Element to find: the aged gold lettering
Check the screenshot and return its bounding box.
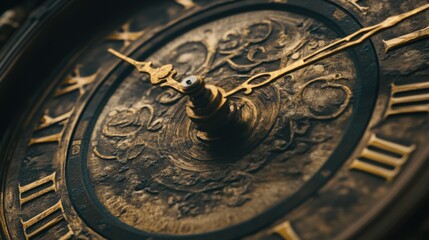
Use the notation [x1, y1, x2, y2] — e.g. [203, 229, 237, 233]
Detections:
[19, 173, 57, 205]
[55, 67, 97, 96]
[272, 221, 301, 240]
[349, 134, 416, 181]
[107, 22, 145, 49]
[20, 201, 73, 240]
[385, 81, 429, 118]
[383, 26, 429, 52]
[346, 0, 369, 14]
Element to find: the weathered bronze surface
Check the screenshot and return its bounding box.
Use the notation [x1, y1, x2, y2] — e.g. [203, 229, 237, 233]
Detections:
[0, 0, 428, 239]
[88, 10, 357, 234]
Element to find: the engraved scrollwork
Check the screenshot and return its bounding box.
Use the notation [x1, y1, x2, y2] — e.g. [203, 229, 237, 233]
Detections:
[269, 71, 351, 155]
[93, 101, 162, 163]
[156, 89, 183, 105]
[97, 17, 352, 208]
[90, 12, 358, 234]
[201, 19, 301, 77]
[296, 73, 352, 120]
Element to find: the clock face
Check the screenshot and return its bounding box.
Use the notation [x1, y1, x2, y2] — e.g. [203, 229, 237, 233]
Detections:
[0, 0, 428, 240]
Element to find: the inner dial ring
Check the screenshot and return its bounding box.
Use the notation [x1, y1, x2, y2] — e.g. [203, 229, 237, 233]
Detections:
[66, 1, 378, 239]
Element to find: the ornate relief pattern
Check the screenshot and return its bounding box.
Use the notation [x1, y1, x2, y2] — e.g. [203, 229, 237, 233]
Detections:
[90, 12, 355, 234]
[93, 101, 163, 163]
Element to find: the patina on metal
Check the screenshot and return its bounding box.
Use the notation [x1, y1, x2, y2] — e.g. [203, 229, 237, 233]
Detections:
[1, 0, 428, 239]
[88, 10, 358, 235]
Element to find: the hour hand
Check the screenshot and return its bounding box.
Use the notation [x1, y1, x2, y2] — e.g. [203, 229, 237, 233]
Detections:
[108, 48, 237, 135]
[225, 3, 429, 97]
[108, 48, 186, 93]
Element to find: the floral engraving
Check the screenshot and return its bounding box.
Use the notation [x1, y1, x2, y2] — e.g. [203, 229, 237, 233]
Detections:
[90, 12, 356, 234]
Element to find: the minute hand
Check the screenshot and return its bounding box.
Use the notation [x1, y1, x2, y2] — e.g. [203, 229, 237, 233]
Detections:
[225, 3, 429, 97]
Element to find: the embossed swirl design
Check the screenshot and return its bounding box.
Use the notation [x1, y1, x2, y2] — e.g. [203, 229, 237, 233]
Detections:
[89, 11, 356, 234]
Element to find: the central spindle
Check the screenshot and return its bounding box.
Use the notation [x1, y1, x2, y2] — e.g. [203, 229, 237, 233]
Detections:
[181, 75, 238, 140]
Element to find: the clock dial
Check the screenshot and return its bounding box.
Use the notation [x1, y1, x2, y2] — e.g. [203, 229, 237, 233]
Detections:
[1, 1, 428, 240]
[75, 7, 370, 237]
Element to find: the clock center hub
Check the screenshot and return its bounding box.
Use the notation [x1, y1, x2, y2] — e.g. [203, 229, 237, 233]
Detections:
[181, 75, 240, 141]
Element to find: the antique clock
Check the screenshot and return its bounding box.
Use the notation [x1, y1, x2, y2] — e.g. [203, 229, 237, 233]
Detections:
[1, 0, 428, 239]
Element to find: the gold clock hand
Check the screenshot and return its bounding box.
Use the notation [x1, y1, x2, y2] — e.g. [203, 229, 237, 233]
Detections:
[108, 48, 237, 137]
[108, 48, 186, 93]
[225, 3, 429, 97]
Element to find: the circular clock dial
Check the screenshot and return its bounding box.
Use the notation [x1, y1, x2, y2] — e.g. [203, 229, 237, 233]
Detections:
[1, 0, 428, 240]
[72, 8, 374, 237]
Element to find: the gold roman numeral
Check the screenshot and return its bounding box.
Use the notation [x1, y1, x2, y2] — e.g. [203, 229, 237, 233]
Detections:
[30, 66, 96, 146]
[385, 81, 429, 118]
[107, 22, 145, 49]
[28, 109, 73, 146]
[383, 26, 429, 52]
[19, 173, 57, 205]
[346, 0, 369, 14]
[19, 173, 74, 239]
[21, 201, 73, 240]
[349, 134, 416, 181]
[34, 110, 73, 131]
[272, 221, 301, 240]
[55, 67, 98, 97]
[28, 132, 63, 146]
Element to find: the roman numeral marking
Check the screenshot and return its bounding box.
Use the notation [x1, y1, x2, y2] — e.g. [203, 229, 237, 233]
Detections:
[349, 134, 416, 181]
[20, 201, 73, 240]
[19, 173, 57, 205]
[19, 173, 74, 239]
[28, 132, 63, 146]
[385, 81, 429, 118]
[55, 67, 98, 97]
[346, 0, 369, 14]
[272, 221, 301, 240]
[383, 26, 429, 52]
[35, 110, 73, 131]
[28, 109, 73, 146]
[107, 22, 145, 49]
[30, 66, 97, 146]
